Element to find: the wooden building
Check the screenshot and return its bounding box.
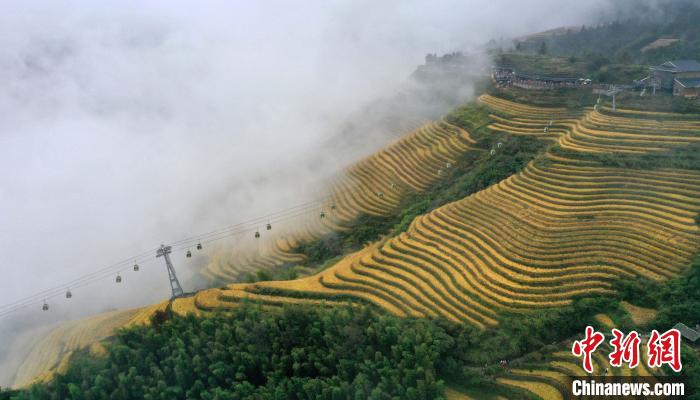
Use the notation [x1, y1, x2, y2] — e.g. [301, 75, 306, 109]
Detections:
[673, 77, 700, 97]
[650, 60, 700, 95]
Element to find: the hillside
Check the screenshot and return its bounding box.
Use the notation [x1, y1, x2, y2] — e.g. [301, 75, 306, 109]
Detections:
[8, 118, 479, 389]
[494, 0, 700, 91]
[512, 0, 700, 65]
[177, 92, 700, 325]
[6, 83, 700, 399]
[201, 120, 474, 284]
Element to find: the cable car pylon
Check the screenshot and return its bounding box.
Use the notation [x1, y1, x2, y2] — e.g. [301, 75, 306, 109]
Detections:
[156, 244, 185, 300]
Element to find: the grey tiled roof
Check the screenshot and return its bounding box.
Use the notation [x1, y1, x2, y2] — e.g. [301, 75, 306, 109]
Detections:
[673, 322, 700, 342]
[659, 60, 700, 72]
[675, 78, 700, 88]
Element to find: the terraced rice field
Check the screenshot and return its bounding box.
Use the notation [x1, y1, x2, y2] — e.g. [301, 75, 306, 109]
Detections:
[170, 96, 700, 332]
[203, 152, 699, 326]
[16, 95, 700, 390]
[14, 119, 476, 387]
[200, 223, 324, 283]
[13, 308, 144, 387]
[479, 94, 584, 119]
[483, 93, 700, 154]
[328, 121, 473, 215]
[443, 387, 474, 400]
[201, 121, 475, 283]
[594, 313, 615, 329]
[497, 344, 662, 399]
[140, 96, 700, 325]
[621, 301, 658, 326]
[13, 302, 169, 387]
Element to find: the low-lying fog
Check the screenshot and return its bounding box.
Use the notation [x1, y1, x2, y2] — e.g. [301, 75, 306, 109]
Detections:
[0, 0, 641, 385]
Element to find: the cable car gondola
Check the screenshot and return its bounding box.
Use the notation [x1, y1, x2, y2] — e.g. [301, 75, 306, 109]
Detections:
[66, 289, 72, 299]
[116, 274, 122, 283]
[330, 204, 337, 210]
[255, 230, 260, 239]
[319, 211, 325, 219]
[133, 263, 140, 272]
[266, 223, 272, 231]
[42, 301, 49, 311]
[197, 243, 203, 250]
[186, 250, 192, 258]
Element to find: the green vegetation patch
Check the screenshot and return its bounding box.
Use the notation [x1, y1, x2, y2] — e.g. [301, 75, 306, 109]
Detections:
[511, 2, 700, 66]
[607, 91, 700, 115]
[550, 142, 700, 171]
[487, 84, 597, 109]
[494, 53, 588, 77]
[8, 305, 449, 400]
[444, 103, 491, 132]
[615, 254, 700, 331]
[390, 137, 546, 237]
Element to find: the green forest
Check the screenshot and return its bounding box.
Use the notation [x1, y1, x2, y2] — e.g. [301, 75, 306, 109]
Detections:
[513, 0, 700, 65]
[491, 0, 700, 87]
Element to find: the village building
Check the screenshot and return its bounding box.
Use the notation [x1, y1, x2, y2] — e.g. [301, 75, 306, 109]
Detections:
[648, 60, 700, 97]
[673, 76, 700, 97]
[491, 64, 591, 90]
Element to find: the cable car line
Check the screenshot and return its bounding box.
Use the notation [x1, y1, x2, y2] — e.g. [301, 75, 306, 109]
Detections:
[0, 180, 403, 319]
[1, 205, 312, 317]
[167, 200, 322, 248]
[0, 248, 160, 314]
[0, 199, 331, 318]
[0, 200, 328, 315]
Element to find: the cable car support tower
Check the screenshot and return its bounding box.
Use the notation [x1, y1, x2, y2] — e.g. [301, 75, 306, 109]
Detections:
[156, 244, 185, 299]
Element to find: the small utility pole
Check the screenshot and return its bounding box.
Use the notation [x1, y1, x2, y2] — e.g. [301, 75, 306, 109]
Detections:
[156, 244, 185, 299]
[606, 86, 623, 112]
